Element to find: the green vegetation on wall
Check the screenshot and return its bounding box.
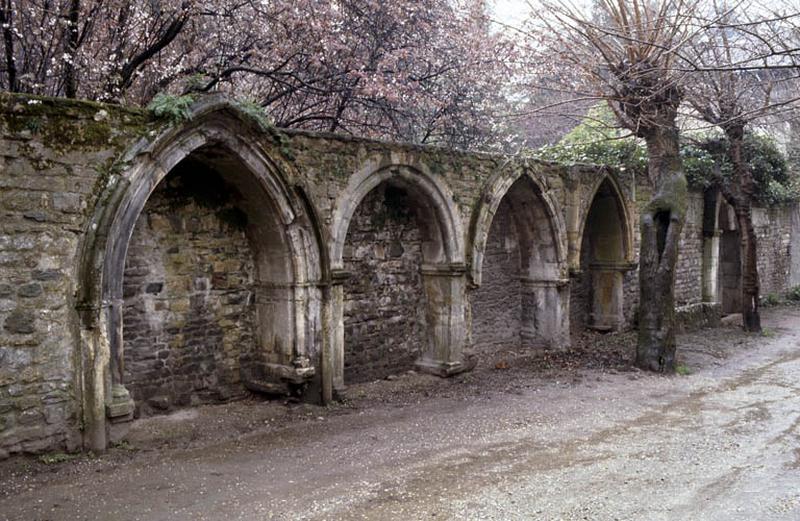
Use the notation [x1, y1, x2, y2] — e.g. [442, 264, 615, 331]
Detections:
[147, 93, 195, 123]
[533, 104, 798, 204]
[683, 133, 798, 205]
[532, 105, 647, 173]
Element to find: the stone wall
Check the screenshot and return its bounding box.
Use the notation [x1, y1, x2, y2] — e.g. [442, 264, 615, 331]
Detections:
[617, 189, 797, 325]
[0, 96, 150, 458]
[754, 207, 795, 297]
[342, 183, 427, 383]
[122, 160, 256, 415]
[1, 93, 798, 458]
[471, 196, 522, 350]
[674, 192, 705, 306]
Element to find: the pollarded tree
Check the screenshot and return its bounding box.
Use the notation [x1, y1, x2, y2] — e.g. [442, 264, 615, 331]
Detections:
[531, 0, 703, 372]
[687, 0, 800, 331]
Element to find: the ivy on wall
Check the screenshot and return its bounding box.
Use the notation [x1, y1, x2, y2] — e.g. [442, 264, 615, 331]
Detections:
[533, 105, 647, 173]
[682, 133, 798, 205]
[533, 104, 798, 205]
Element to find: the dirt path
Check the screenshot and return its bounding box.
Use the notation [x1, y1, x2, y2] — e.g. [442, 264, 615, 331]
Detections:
[2, 308, 800, 520]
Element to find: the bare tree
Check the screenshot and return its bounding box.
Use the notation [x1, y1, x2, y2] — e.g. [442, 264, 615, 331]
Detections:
[531, 0, 704, 372]
[687, 1, 800, 332]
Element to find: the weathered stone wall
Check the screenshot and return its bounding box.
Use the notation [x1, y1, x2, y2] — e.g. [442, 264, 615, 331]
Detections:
[342, 183, 427, 382]
[618, 189, 795, 322]
[674, 192, 705, 306]
[1, 93, 798, 458]
[754, 207, 795, 297]
[569, 234, 592, 333]
[471, 196, 522, 349]
[584, 179, 795, 329]
[122, 161, 256, 415]
[0, 96, 151, 458]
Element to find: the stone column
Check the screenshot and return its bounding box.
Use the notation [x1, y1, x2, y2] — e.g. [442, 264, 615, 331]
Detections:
[105, 300, 134, 428]
[79, 315, 110, 452]
[702, 231, 721, 303]
[519, 277, 570, 349]
[246, 283, 317, 391]
[290, 282, 319, 377]
[416, 263, 469, 376]
[328, 270, 349, 393]
[587, 261, 630, 331]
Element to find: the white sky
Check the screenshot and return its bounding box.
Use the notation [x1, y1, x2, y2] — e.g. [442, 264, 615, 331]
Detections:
[490, 0, 532, 28]
[489, 0, 593, 30]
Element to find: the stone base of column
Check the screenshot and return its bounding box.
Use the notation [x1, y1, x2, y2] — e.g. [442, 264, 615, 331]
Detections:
[106, 384, 135, 446]
[588, 313, 619, 332]
[243, 361, 317, 397]
[415, 356, 477, 377]
[331, 386, 348, 402]
[106, 384, 134, 421]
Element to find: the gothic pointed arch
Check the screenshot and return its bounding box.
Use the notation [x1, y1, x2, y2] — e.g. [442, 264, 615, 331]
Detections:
[76, 98, 325, 450]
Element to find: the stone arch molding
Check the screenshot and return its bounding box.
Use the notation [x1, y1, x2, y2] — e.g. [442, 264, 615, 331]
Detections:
[574, 172, 636, 268]
[76, 97, 325, 451]
[329, 158, 466, 270]
[326, 157, 469, 392]
[469, 165, 568, 287]
[469, 164, 571, 349]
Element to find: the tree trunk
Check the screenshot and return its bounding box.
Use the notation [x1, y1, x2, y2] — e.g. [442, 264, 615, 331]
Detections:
[1, 0, 18, 92]
[724, 126, 761, 332]
[735, 201, 761, 331]
[636, 125, 688, 372]
[64, 0, 81, 98]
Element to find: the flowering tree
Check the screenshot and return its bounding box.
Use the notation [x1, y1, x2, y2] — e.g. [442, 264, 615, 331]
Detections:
[0, 0, 516, 149]
[0, 0, 192, 99]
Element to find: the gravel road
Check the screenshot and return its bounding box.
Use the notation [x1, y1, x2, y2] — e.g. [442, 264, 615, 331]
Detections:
[2, 308, 799, 520]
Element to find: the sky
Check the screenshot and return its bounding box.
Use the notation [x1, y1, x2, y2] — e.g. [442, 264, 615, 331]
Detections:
[490, 0, 532, 28]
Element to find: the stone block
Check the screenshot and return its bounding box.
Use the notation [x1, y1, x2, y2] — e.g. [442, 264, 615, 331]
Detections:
[15, 395, 40, 410]
[43, 404, 67, 425]
[145, 282, 163, 294]
[0, 413, 14, 431]
[31, 269, 61, 281]
[4, 308, 35, 334]
[21, 437, 53, 453]
[52, 192, 82, 213]
[147, 395, 171, 410]
[17, 283, 42, 298]
[19, 409, 43, 425]
[23, 211, 48, 222]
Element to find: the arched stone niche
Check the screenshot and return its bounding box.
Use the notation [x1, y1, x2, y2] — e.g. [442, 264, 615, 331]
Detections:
[77, 102, 324, 451]
[700, 189, 740, 314]
[717, 198, 741, 314]
[570, 175, 635, 332]
[470, 168, 570, 350]
[328, 160, 468, 390]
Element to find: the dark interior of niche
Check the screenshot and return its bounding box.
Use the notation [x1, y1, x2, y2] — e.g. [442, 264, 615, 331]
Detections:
[160, 158, 249, 230]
